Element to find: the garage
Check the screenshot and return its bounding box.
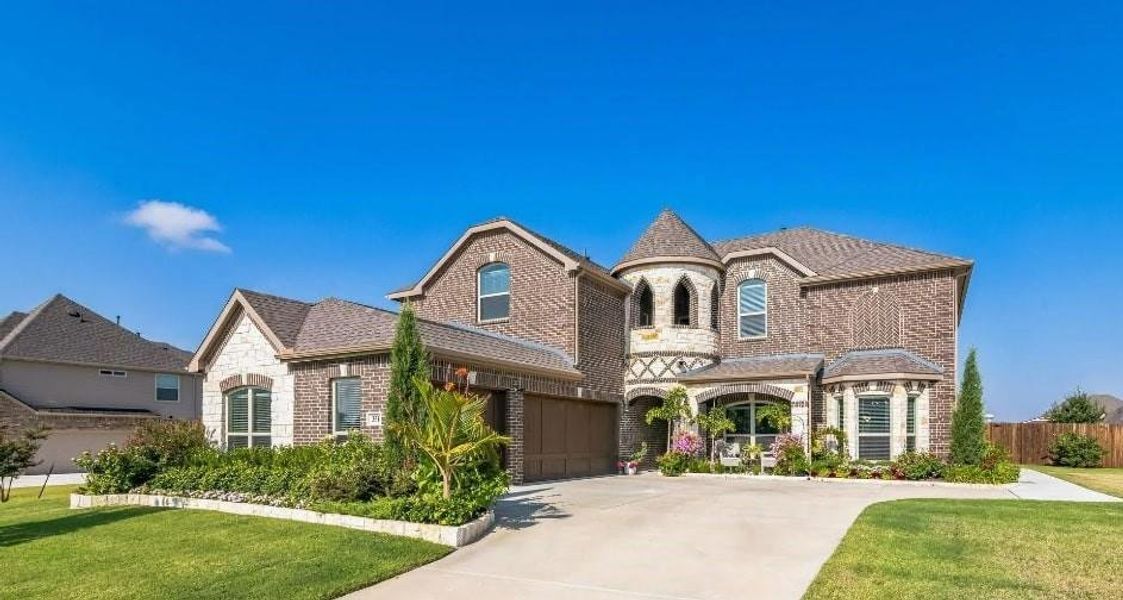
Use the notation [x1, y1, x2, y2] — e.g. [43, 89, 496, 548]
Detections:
[28, 428, 132, 474]
[522, 395, 618, 482]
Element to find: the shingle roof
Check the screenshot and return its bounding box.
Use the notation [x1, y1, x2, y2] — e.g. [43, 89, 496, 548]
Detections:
[0, 295, 193, 372]
[237, 289, 312, 348]
[823, 348, 943, 382]
[712, 227, 970, 279]
[677, 353, 824, 382]
[233, 291, 581, 378]
[0, 311, 27, 341]
[614, 209, 721, 272]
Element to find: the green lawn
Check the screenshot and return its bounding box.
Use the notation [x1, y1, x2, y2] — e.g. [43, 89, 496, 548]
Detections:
[1026, 465, 1123, 498]
[0, 486, 450, 600]
[805, 499, 1123, 599]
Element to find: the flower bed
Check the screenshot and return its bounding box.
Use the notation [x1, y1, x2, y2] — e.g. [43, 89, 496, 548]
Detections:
[69, 492, 494, 547]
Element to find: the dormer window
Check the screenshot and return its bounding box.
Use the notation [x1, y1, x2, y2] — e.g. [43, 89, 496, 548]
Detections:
[478, 262, 510, 322]
[738, 279, 767, 339]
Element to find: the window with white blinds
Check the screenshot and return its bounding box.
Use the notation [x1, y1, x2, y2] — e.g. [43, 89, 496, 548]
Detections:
[333, 377, 363, 435]
[858, 397, 891, 460]
[906, 397, 916, 452]
[737, 279, 767, 339]
[227, 387, 271, 449]
[478, 263, 510, 322]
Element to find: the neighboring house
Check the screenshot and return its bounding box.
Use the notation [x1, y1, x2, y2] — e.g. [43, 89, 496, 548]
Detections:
[190, 209, 972, 483]
[0, 295, 201, 473]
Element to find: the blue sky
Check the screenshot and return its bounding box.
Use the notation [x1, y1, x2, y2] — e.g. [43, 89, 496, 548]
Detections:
[2, 2, 1120, 420]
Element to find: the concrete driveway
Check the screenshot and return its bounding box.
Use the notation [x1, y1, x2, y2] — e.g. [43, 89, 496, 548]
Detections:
[350, 474, 1015, 600]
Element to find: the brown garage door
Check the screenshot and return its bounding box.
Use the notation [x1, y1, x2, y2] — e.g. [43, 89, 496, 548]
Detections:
[523, 395, 618, 482]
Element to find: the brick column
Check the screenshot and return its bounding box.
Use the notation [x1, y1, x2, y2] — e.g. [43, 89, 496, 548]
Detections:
[505, 389, 525, 484]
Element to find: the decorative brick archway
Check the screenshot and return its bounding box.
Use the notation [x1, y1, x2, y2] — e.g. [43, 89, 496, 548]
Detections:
[625, 386, 669, 404]
[694, 383, 794, 404]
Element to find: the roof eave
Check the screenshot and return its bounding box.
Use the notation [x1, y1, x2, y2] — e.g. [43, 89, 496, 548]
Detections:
[678, 371, 819, 384]
[821, 372, 944, 385]
[720, 248, 818, 277]
[798, 260, 974, 287]
[613, 255, 726, 276]
[188, 290, 291, 372]
[279, 344, 585, 381]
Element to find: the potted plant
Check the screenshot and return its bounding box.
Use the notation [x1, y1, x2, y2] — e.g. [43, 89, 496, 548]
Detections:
[619, 442, 648, 475]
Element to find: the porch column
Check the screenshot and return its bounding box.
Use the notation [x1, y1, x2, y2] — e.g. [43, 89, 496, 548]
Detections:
[791, 385, 810, 443]
[890, 383, 908, 458]
[505, 388, 525, 484]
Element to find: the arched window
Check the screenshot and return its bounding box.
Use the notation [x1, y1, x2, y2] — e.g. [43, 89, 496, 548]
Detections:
[737, 279, 767, 339]
[635, 280, 654, 327]
[710, 283, 720, 330]
[227, 387, 271, 448]
[478, 262, 510, 322]
[673, 281, 693, 326]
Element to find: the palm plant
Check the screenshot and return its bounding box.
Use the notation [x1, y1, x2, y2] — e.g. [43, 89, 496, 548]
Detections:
[390, 374, 510, 499]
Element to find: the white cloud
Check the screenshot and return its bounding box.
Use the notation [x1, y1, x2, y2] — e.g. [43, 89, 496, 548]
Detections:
[125, 200, 231, 253]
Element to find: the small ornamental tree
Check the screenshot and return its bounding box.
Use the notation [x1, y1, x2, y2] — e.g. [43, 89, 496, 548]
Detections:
[385, 302, 431, 465]
[950, 347, 987, 465]
[697, 405, 735, 463]
[1, 425, 47, 502]
[1043, 389, 1105, 423]
[755, 403, 792, 433]
[645, 386, 694, 452]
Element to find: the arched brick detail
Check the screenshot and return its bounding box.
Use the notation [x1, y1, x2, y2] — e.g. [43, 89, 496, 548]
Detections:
[695, 382, 794, 404]
[220, 373, 274, 393]
[625, 386, 669, 404]
[631, 277, 654, 328]
[219, 375, 244, 393]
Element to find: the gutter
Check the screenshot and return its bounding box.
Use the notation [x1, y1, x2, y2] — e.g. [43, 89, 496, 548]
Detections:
[279, 345, 585, 382]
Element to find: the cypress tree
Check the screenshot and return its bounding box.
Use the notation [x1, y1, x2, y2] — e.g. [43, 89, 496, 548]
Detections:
[949, 347, 986, 465]
[385, 302, 431, 463]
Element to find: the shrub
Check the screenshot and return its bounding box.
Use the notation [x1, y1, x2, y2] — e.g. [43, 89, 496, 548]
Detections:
[657, 452, 692, 477]
[1049, 433, 1105, 467]
[75, 444, 157, 494]
[945, 443, 1019, 484]
[771, 434, 808, 476]
[891, 452, 944, 480]
[128, 419, 211, 469]
[669, 430, 703, 456]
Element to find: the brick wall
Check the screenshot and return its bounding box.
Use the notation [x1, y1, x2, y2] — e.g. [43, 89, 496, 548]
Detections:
[290, 356, 392, 444]
[804, 270, 960, 454]
[409, 229, 577, 358]
[620, 396, 667, 468]
[719, 256, 804, 357]
[577, 276, 626, 396]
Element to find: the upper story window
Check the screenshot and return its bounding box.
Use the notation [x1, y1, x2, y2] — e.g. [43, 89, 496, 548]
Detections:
[635, 281, 654, 327]
[477, 262, 510, 322]
[673, 281, 693, 326]
[737, 279, 767, 339]
[710, 284, 720, 330]
[155, 373, 180, 402]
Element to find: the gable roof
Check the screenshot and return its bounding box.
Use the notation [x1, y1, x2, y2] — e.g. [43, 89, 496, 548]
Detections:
[613, 209, 722, 274]
[712, 227, 972, 282]
[822, 348, 943, 384]
[192, 289, 582, 379]
[0, 295, 193, 372]
[387, 216, 628, 299]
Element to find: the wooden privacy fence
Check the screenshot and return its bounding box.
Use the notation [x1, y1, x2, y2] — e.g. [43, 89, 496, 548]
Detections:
[987, 422, 1123, 467]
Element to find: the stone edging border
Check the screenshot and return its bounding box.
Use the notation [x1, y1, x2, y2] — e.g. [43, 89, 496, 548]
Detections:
[680, 472, 1017, 490]
[70, 493, 493, 547]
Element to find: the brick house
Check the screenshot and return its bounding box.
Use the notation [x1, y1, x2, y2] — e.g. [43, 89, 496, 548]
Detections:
[190, 210, 971, 483]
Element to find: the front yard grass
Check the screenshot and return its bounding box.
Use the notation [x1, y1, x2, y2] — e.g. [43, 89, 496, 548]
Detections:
[1, 485, 450, 600]
[805, 499, 1123, 599]
[1026, 465, 1123, 498]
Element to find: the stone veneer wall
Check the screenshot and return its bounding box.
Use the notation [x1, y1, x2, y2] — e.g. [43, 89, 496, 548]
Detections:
[201, 313, 294, 447]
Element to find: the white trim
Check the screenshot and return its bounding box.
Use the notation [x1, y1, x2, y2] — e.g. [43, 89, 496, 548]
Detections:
[476, 262, 511, 323]
[225, 386, 272, 449]
[155, 373, 181, 403]
[189, 290, 291, 372]
[736, 279, 768, 340]
[857, 395, 891, 460]
[822, 372, 943, 385]
[331, 377, 362, 436]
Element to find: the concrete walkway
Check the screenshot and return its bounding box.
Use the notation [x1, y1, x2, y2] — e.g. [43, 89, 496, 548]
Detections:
[1008, 467, 1120, 502]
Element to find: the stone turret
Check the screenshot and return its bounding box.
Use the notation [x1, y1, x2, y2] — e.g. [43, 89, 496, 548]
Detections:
[613, 209, 723, 388]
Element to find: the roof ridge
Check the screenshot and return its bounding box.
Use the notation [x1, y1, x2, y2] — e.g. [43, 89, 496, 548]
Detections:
[237, 287, 314, 306]
[0, 294, 61, 354]
[708, 225, 816, 247]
